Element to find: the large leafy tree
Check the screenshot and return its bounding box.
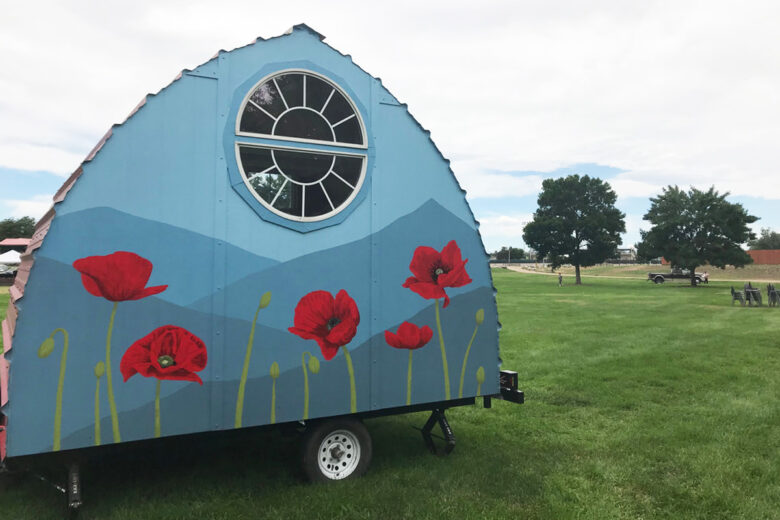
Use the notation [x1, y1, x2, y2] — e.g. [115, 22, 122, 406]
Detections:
[748, 228, 780, 250]
[637, 186, 757, 286]
[523, 175, 625, 284]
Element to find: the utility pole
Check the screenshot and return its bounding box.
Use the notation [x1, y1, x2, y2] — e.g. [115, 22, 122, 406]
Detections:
[507, 246, 511, 266]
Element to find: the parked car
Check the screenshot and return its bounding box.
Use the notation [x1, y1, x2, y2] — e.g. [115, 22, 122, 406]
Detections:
[647, 267, 706, 284]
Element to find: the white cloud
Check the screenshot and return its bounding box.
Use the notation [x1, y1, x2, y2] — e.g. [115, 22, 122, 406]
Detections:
[476, 213, 534, 252]
[1, 195, 52, 220]
[0, 143, 85, 176]
[607, 175, 663, 199]
[1, 0, 779, 215]
[461, 172, 543, 199]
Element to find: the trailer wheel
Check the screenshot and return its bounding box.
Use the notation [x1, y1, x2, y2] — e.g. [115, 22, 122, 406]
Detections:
[654, 276, 664, 284]
[301, 418, 372, 482]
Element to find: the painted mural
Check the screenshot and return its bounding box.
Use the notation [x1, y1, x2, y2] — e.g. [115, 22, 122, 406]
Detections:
[0, 25, 501, 459]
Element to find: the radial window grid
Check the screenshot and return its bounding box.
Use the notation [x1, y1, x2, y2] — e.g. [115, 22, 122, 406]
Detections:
[238, 71, 366, 147]
[236, 70, 368, 222]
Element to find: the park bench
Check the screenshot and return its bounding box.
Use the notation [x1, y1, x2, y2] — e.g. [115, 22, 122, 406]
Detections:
[731, 286, 746, 306]
[768, 283, 779, 307]
[744, 282, 762, 306]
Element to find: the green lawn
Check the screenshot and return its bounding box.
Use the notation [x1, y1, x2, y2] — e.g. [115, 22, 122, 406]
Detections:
[1, 272, 778, 519]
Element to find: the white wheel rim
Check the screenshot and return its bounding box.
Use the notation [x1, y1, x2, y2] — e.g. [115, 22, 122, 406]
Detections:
[317, 429, 361, 480]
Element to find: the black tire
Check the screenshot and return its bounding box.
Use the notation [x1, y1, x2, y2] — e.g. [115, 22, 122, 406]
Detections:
[654, 276, 664, 284]
[301, 417, 372, 482]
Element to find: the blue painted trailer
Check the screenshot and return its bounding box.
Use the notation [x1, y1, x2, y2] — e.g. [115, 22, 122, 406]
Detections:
[0, 25, 521, 488]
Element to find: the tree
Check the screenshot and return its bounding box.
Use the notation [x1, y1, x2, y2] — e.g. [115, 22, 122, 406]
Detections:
[637, 186, 757, 286]
[748, 228, 780, 250]
[0, 216, 35, 243]
[493, 247, 525, 263]
[522, 175, 625, 285]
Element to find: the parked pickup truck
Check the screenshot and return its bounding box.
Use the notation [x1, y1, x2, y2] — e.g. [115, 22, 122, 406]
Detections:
[648, 268, 707, 284]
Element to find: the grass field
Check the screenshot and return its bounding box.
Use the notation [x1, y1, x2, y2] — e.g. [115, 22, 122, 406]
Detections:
[521, 262, 780, 282]
[1, 273, 779, 519]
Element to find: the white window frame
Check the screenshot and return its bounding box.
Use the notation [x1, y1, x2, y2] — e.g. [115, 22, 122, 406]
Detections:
[235, 141, 368, 223]
[235, 68, 368, 150]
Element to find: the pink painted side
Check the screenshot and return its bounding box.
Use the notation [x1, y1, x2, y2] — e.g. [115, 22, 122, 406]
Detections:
[1, 319, 11, 354]
[0, 354, 7, 408]
[9, 285, 22, 303]
[5, 304, 16, 337]
[0, 413, 6, 461]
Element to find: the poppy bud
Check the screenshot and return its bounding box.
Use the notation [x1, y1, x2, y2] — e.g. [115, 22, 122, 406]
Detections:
[38, 337, 55, 358]
[475, 308, 484, 325]
[94, 361, 106, 378]
[259, 291, 272, 309]
[269, 362, 280, 379]
[308, 356, 320, 374]
[476, 366, 485, 384]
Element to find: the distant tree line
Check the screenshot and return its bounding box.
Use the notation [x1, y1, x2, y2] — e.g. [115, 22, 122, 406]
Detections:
[492, 247, 526, 262]
[748, 228, 780, 250]
[0, 216, 35, 242]
[0, 216, 35, 253]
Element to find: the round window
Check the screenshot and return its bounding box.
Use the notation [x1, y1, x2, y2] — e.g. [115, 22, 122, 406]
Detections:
[235, 70, 367, 222]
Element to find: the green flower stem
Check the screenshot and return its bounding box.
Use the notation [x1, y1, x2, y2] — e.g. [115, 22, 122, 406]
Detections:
[104, 302, 121, 443]
[476, 366, 485, 397]
[52, 328, 69, 452]
[154, 379, 161, 438]
[406, 350, 413, 406]
[302, 351, 312, 420]
[235, 298, 265, 428]
[342, 346, 357, 413]
[270, 378, 277, 424]
[94, 378, 101, 446]
[434, 300, 451, 400]
[458, 324, 481, 398]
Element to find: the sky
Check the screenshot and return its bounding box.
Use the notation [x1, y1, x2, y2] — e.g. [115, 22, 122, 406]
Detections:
[1, 1, 779, 253]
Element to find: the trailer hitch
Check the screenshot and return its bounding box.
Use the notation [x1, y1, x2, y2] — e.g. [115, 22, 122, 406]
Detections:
[483, 370, 525, 408]
[419, 408, 455, 455]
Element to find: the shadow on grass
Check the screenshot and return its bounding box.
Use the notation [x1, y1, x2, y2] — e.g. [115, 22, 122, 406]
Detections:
[1, 408, 569, 518]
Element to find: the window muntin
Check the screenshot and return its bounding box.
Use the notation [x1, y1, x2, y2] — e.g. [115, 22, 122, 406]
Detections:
[237, 71, 365, 147]
[236, 144, 366, 221]
[235, 70, 368, 223]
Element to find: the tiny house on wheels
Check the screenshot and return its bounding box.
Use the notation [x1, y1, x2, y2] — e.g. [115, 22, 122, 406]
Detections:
[0, 24, 522, 507]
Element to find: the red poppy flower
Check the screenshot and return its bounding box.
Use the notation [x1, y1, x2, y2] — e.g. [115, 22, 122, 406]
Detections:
[384, 322, 433, 350]
[73, 251, 168, 302]
[120, 325, 208, 384]
[288, 290, 360, 361]
[402, 240, 472, 308]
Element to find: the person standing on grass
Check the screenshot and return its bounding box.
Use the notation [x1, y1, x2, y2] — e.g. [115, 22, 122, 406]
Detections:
[558, 272, 563, 287]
